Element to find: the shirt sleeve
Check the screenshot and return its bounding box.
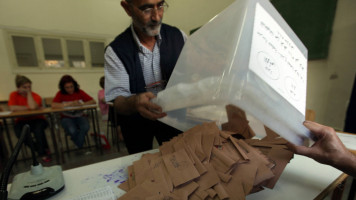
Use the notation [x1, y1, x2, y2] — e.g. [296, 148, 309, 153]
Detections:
[52, 91, 62, 103]
[8, 92, 17, 106]
[180, 30, 188, 42]
[79, 90, 94, 102]
[104, 46, 132, 102]
[32, 92, 43, 107]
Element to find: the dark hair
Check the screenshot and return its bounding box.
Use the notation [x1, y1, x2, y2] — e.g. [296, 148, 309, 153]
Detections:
[15, 75, 32, 88]
[59, 75, 80, 94]
[99, 76, 105, 89]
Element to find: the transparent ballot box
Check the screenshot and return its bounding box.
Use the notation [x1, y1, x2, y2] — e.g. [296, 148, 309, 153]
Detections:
[153, 0, 310, 144]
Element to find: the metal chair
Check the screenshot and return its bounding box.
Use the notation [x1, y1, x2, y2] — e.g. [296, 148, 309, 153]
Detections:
[43, 97, 91, 158]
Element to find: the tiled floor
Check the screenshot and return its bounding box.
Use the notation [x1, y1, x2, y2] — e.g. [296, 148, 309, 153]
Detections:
[2, 116, 159, 184]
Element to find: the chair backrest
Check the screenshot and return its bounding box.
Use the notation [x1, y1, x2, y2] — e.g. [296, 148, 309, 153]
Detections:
[0, 100, 9, 111]
[43, 97, 54, 107]
[305, 109, 316, 121]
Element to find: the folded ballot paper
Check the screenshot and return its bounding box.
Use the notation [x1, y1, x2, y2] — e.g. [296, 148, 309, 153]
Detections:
[118, 122, 295, 199]
[153, 0, 311, 145]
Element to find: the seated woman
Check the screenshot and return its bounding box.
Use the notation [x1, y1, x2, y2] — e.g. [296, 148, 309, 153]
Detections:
[51, 75, 96, 149]
[8, 75, 51, 162]
[98, 76, 124, 142]
[98, 76, 109, 121]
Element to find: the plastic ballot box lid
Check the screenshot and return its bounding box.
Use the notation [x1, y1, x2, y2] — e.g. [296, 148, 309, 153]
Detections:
[153, 0, 310, 145]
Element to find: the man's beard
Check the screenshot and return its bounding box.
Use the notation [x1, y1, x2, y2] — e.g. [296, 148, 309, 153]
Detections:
[143, 22, 162, 37]
[133, 18, 162, 37]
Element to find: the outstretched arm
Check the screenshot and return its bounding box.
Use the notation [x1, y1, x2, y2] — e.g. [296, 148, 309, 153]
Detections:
[288, 121, 356, 177]
[114, 92, 166, 120]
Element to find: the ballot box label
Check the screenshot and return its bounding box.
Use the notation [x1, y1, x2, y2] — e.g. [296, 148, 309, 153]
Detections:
[249, 3, 307, 115]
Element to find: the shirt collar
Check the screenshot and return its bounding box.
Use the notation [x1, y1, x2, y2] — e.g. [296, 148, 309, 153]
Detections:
[130, 24, 162, 53]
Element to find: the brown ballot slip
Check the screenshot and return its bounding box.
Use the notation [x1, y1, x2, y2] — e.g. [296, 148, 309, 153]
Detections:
[117, 121, 294, 200]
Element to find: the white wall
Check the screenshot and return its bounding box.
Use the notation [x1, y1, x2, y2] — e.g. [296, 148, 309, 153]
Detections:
[306, 0, 356, 130]
[0, 0, 235, 101]
[0, 0, 128, 101]
[0, 0, 355, 130]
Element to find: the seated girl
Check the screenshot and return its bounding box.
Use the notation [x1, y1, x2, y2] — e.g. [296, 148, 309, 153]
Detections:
[8, 75, 51, 162]
[51, 75, 96, 149]
[98, 76, 124, 142]
[98, 76, 109, 121]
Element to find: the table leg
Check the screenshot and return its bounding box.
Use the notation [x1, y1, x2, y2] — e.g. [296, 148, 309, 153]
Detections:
[90, 109, 97, 148]
[54, 114, 65, 164]
[93, 109, 103, 154]
[113, 107, 120, 151]
[48, 113, 60, 165]
[3, 119, 14, 152]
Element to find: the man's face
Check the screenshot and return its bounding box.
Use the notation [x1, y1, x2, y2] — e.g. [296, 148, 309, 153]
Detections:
[128, 0, 165, 37]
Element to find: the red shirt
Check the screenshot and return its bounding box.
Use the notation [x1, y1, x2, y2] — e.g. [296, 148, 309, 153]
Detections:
[8, 91, 45, 122]
[53, 89, 94, 118]
[53, 89, 93, 103]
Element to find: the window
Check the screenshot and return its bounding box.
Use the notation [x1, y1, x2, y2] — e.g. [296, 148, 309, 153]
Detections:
[8, 31, 106, 70]
[89, 41, 105, 68]
[42, 38, 64, 68]
[12, 36, 38, 67]
[66, 40, 86, 68]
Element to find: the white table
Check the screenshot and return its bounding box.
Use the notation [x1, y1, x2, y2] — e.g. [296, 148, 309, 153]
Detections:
[247, 155, 343, 200]
[40, 151, 343, 200]
[247, 132, 356, 200]
[47, 149, 159, 200]
[8, 132, 355, 200]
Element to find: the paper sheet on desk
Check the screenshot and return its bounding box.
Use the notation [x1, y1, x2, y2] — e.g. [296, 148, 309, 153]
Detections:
[68, 186, 115, 200]
[0, 111, 12, 115]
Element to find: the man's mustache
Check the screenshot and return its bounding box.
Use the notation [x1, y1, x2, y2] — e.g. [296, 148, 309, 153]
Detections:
[148, 20, 162, 27]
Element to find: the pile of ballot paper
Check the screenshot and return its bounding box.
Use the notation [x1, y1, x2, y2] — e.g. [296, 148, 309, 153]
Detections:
[118, 105, 294, 200]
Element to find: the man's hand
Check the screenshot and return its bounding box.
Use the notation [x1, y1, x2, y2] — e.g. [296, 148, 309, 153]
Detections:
[288, 121, 356, 177]
[288, 121, 348, 165]
[135, 92, 166, 120]
[65, 100, 82, 107]
[114, 92, 166, 120]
